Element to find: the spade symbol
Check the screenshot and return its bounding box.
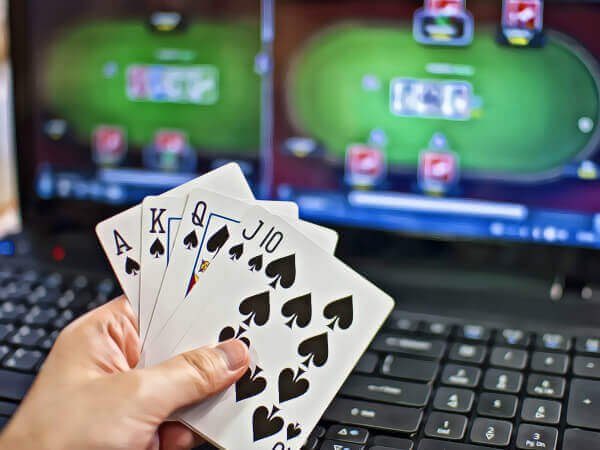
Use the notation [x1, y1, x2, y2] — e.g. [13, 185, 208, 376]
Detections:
[248, 254, 263, 272]
[278, 368, 309, 403]
[218, 325, 246, 341]
[265, 254, 296, 289]
[206, 226, 230, 258]
[149, 238, 165, 259]
[287, 423, 302, 440]
[239, 291, 270, 326]
[183, 231, 199, 250]
[252, 406, 284, 442]
[125, 257, 140, 276]
[236, 367, 267, 402]
[298, 333, 329, 368]
[229, 243, 244, 261]
[281, 294, 312, 329]
[323, 296, 354, 330]
[218, 326, 250, 348]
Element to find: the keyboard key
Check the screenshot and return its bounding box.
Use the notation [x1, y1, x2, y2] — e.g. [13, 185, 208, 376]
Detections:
[448, 343, 486, 365]
[372, 435, 414, 449]
[385, 317, 418, 333]
[521, 398, 561, 425]
[574, 356, 600, 379]
[420, 321, 451, 338]
[53, 309, 75, 329]
[0, 345, 9, 361]
[319, 441, 363, 450]
[489, 347, 528, 370]
[325, 425, 368, 444]
[527, 374, 565, 399]
[71, 275, 89, 290]
[340, 375, 430, 407]
[4, 348, 43, 371]
[0, 324, 14, 341]
[380, 355, 439, 382]
[576, 337, 600, 355]
[516, 424, 557, 450]
[424, 412, 467, 440]
[97, 278, 116, 295]
[530, 352, 569, 375]
[0, 302, 26, 322]
[441, 364, 481, 388]
[23, 306, 58, 326]
[9, 326, 46, 347]
[457, 324, 490, 342]
[311, 426, 326, 439]
[0, 369, 34, 401]
[323, 398, 422, 434]
[0, 400, 17, 416]
[537, 333, 571, 352]
[353, 352, 378, 374]
[38, 330, 59, 351]
[567, 378, 600, 429]
[372, 335, 446, 359]
[563, 428, 600, 450]
[477, 393, 518, 419]
[483, 369, 523, 393]
[470, 418, 512, 446]
[432, 387, 474, 413]
[43, 272, 63, 289]
[496, 328, 530, 347]
[418, 440, 496, 450]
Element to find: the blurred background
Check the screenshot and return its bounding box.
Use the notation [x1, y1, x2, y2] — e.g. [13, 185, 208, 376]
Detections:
[0, 0, 19, 237]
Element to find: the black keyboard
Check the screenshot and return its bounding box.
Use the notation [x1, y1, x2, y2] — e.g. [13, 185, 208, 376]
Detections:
[302, 312, 600, 450]
[1, 262, 600, 450]
[0, 262, 117, 428]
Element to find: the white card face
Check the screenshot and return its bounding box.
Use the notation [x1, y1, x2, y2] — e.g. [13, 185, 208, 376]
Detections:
[139, 195, 187, 342]
[170, 207, 393, 450]
[141, 196, 339, 366]
[142, 190, 299, 348]
[95, 163, 255, 317]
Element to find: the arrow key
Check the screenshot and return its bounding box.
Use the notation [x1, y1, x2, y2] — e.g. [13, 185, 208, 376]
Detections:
[325, 425, 368, 444]
[470, 418, 512, 447]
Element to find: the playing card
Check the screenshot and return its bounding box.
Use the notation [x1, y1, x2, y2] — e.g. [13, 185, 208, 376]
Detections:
[95, 163, 255, 318]
[141, 190, 299, 348]
[142, 190, 338, 353]
[165, 206, 394, 449]
[139, 195, 187, 343]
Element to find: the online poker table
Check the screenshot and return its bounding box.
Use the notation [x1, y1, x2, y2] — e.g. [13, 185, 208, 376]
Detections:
[288, 25, 600, 180]
[44, 20, 261, 153]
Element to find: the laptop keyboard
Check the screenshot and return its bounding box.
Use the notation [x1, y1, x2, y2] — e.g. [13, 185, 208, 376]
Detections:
[0, 262, 116, 414]
[306, 313, 600, 450]
[0, 262, 599, 449]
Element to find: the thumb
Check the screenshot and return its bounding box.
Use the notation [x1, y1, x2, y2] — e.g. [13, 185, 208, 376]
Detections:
[138, 339, 249, 417]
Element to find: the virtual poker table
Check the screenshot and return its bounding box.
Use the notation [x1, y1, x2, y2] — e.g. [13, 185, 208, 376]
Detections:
[44, 20, 261, 152]
[288, 25, 600, 180]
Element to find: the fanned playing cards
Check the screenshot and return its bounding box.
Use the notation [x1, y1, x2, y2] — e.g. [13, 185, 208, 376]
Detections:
[96, 163, 394, 450]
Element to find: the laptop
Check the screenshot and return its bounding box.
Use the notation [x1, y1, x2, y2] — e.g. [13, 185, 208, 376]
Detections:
[4, 0, 600, 448]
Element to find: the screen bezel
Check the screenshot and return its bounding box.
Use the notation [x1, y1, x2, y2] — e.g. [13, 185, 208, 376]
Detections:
[8, 0, 600, 281]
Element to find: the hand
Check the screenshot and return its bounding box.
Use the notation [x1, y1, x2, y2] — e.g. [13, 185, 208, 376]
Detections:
[0, 296, 250, 450]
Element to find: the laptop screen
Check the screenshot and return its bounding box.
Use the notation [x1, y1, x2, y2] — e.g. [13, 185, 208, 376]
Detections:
[18, 0, 600, 249]
[272, 0, 600, 248]
[26, 0, 268, 204]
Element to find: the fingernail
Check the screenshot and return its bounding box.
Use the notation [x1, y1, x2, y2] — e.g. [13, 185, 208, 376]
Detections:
[215, 339, 248, 371]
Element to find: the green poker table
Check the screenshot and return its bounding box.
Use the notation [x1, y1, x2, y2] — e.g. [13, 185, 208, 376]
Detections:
[288, 25, 600, 180]
[44, 20, 261, 153]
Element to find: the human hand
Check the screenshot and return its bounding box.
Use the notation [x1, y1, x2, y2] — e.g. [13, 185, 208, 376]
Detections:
[0, 295, 250, 450]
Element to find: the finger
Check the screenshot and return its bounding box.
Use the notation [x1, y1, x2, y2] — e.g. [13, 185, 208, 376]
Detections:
[159, 422, 204, 450]
[138, 339, 249, 417]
